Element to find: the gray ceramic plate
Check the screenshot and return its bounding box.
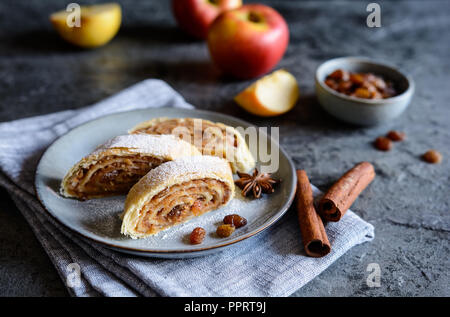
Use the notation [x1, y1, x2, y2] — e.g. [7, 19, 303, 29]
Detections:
[35, 108, 296, 258]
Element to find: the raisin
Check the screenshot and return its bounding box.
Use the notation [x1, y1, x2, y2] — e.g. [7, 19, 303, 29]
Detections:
[382, 86, 397, 98]
[328, 69, 349, 81]
[371, 91, 383, 99]
[387, 130, 406, 141]
[349, 73, 364, 85]
[374, 136, 392, 151]
[191, 200, 203, 215]
[372, 77, 387, 90]
[190, 227, 206, 245]
[354, 88, 372, 99]
[337, 81, 353, 93]
[167, 205, 184, 218]
[422, 150, 442, 164]
[216, 224, 235, 238]
[364, 82, 378, 94]
[325, 78, 338, 90]
[325, 70, 397, 99]
[223, 214, 247, 228]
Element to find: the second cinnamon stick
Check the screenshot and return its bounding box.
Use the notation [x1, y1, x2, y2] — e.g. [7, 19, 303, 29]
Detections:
[296, 170, 331, 257]
[318, 162, 375, 222]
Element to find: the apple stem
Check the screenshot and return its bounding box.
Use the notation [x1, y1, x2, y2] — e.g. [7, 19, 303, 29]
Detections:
[248, 12, 262, 23]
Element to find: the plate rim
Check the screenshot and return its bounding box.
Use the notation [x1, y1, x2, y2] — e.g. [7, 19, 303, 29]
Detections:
[34, 108, 297, 256]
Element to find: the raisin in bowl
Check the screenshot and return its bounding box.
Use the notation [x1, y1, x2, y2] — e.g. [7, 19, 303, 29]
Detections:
[315, 57, 414, 126]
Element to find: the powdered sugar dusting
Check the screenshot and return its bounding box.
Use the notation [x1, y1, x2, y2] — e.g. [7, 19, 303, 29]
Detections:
[135, 155, 232, 191]
[92, 134, 197, 157]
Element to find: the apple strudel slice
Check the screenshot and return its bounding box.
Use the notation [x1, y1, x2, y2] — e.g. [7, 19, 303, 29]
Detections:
[129, 117, 255, 173]
[60, 134, 200, 200]
[121, 155, 234, 238]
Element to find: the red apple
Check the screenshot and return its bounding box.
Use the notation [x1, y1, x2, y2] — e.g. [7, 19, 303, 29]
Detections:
[172, 0, 242, 39]
[207, 4, 289, 79]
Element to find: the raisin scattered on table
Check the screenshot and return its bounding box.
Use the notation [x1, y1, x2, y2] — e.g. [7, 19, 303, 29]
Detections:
[216, 224, 235, 238]
[374, 136, 392, 151]
[190, 227, 206, 245]
[223, 214, 247, 228]
[387, 130, 406, 141]
[422, 150, 442, 164]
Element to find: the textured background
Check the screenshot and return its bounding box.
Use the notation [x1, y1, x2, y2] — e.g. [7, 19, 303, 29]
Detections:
[0, 0, 449, 296]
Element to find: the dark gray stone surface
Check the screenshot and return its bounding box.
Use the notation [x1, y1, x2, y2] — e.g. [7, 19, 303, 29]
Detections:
[0, 0, 448, 297]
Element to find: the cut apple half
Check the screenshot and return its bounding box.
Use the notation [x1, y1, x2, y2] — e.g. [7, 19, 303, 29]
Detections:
[234, 69, 300, 117]
[50, 3, 122, 48]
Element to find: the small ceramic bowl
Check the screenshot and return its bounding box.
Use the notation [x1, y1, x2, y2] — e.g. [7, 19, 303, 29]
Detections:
[315, 57, 414, 126]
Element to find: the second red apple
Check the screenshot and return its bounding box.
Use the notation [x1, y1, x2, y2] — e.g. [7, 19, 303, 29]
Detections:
[207, 4, 289, 79]
[172, 0, 242, 39]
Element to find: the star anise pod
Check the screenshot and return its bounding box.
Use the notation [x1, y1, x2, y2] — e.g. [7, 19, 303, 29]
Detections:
[235, 168, 280, 198]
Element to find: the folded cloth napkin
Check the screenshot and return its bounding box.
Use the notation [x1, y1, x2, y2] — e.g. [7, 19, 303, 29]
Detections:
[0, 79, 374, 297]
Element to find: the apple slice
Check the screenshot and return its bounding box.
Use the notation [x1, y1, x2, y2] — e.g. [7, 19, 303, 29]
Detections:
[50, 3, 121, 48]
[234, 69, 299, 117]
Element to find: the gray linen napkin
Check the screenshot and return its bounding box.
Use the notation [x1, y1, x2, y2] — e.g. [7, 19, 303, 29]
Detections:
[0, 79, 374, 297]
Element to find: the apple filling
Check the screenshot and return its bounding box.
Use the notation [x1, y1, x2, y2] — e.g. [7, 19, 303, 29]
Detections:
[135, 178, 231, 235]
[132, 118, 239, 156]
[65, 154, 165, 199]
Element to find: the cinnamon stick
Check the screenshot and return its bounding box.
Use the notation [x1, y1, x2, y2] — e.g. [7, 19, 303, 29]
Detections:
[318, 162, 375, 222]
[296, 170, 331, 257]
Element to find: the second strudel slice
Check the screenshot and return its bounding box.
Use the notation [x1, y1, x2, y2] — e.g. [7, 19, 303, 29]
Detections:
[60, 134, 200, 200]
